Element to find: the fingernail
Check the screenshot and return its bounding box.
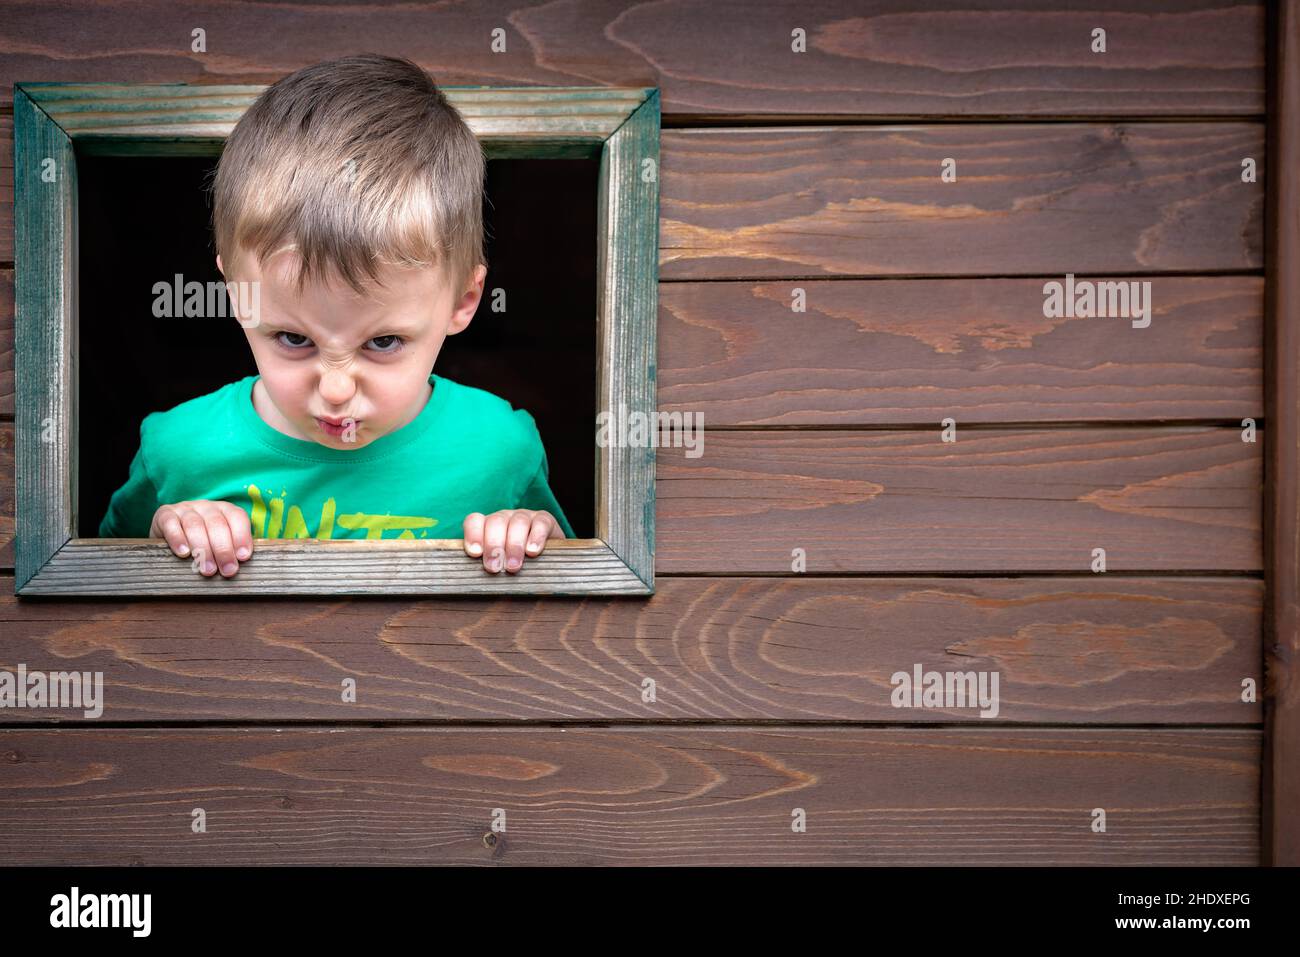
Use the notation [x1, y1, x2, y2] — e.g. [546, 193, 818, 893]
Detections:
[177, 544, 190, 557]
[236, 547, 250, 560]
[507, 556, 521, 570]
[526, 541, 541, 553]
[468, 543, 482, 556]
[204, 562, 215, 574]
[488, 556, 501, 572]
[221, 562, 237, 576]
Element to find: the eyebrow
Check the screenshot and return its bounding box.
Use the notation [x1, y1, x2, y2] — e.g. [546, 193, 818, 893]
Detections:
[263, 318, 427, 339]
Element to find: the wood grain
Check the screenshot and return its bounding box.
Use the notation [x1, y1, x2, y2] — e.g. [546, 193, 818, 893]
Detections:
[0, 0, 1264, 119]
[0, 727, 1259, 865]
[655, 426, 1262, 573]
[0, 122, 1267, 270]
[0, 269, 10, 417]
[0, 273, 1265, 423]
[0, 575, 1261, 723]
[0, 423, 1264, 574]
[658, 276, 1263, 424]
[660, 124, 1265, 279]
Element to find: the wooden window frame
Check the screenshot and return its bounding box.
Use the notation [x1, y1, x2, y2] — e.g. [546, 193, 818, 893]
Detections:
[13, 83, 658, 597]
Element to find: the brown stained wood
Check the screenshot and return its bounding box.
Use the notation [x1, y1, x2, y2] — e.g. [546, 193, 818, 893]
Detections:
[0, 269, 10, 416]
[0, 727, 1259, 865]
[1263, 0, 1300, 867]
[0, 423, 1265, 574]
[655, 427, 1262, 573]
[0, 113, 10, 265]
[660, 124, 1265, 279]
[0, 122, 1268, 270]
[0, 273, 1265, 423]
[0, 575, 1261, 724]
[0, 421, 9, 568]
[0, 1, 1265, 120]
[659, 276, 1264, 425]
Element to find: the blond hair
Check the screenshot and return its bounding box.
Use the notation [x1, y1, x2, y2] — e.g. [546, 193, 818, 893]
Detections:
[211, 53, 486, 297]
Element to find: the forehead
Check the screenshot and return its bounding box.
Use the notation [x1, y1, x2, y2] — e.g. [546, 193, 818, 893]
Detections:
[251, 249, 446, 311]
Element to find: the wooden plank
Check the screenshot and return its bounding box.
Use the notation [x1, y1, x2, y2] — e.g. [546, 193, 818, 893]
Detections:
[17, 538, 649, 598]
[0, 273, 1265, 423]
[0, 0, 1265, 119]
[1263, 0, 1300, 868]
[0, 122, 1267, 270]
[11, 90, 76, 593]
[0, 269, 10, 416]
[595, 89, 658, 586]
[655, 427, 1262, 573]
[0, 421, 10, 570]
[0, 423, 1264, 574]
[659, 276, 1264, 425]
[0, 113, 10, 265]
[0, 575, 1261, 724]
[0, 727, 1259, 865]
[660, 124, 1265, 278]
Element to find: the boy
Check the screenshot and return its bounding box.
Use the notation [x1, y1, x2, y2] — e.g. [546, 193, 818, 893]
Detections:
[97, 54, 575, 577]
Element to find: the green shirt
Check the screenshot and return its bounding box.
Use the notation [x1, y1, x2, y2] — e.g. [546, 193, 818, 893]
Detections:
[98, 373, 576, 541]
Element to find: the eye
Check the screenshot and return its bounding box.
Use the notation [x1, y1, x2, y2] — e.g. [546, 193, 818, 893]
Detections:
[275, 331, 312, 350]
[367, 335, 404, 354]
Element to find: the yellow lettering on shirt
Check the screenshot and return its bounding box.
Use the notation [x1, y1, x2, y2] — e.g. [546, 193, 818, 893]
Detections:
[244, 484, 436, 540]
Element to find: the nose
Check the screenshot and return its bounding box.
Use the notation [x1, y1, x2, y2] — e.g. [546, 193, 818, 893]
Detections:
[318, 367, 356, 407]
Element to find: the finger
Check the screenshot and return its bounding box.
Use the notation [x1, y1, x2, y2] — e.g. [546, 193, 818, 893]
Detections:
[482, 512, 509, 573]
[220, 502, 254, 561]
[525, 513, 553, 556]
[196, 504, 239, 577]
[504, 512, 534, 573]
[462, 512, 485, 557]
[153, 506, 192, 558]
[179, 509, 216, 576]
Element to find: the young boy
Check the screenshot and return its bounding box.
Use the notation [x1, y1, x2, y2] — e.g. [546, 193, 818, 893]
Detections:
[97, 53, 575, 577]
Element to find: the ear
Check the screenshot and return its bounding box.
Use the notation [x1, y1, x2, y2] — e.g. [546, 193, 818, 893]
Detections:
[216, 254, 225, 277]
[446, 263, 488, 336]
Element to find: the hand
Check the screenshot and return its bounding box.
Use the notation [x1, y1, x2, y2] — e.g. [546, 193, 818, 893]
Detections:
[462, 509, 565, 574]
[150, 500, 254, 578]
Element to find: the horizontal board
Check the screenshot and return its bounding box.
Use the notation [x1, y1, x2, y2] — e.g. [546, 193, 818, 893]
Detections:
[0, 727, 1259, 865]
[0, 576, 1261, 723]
[0, 273, 1265, 423]
[16, 539, 651, 598]
[0, 424, 1263, 574]
[659, 276, 1263, 424]
[660, 124, 1264, 278]
[0, 123, 1266, 270]
[0, 0, 1264, 119]
[655, 426, 1262, 572]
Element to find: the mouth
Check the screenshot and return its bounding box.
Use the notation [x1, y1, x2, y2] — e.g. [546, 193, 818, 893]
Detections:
[314, 416, 361, 438]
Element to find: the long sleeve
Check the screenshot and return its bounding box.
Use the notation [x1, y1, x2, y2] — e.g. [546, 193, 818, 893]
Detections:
[98, 434, 161, 538]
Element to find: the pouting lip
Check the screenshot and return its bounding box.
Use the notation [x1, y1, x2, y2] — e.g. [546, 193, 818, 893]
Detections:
[314, 415, 361, 427]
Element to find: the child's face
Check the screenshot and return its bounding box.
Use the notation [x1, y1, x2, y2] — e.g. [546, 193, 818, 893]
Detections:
[219, 249, 486, 449]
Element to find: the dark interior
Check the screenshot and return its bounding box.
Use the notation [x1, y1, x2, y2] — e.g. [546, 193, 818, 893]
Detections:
[77, 152, 597, 540]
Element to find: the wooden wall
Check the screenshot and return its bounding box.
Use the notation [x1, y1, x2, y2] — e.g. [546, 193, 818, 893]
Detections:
[0, 1, 1283, 865]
